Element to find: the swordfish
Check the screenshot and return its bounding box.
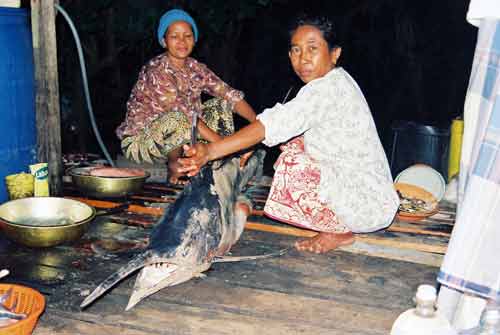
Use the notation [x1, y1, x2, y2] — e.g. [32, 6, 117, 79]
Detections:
[80, 150, 282, 310]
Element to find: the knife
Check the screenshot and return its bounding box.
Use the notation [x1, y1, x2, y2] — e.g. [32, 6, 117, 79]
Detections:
[190, 113, 198, 146]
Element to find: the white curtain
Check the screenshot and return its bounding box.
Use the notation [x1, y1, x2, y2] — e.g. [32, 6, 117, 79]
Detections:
[437, 19, 500, 330]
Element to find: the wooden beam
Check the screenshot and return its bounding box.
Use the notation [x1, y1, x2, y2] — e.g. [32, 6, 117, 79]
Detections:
[31, 0, 63, 196]
[65, 196, 164, 216]
[244, 221, 448, 254]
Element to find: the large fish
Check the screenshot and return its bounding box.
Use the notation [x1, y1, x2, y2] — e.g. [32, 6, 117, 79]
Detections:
[81, 150, 281, 310]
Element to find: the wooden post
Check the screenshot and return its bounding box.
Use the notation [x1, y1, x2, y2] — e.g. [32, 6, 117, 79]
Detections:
[31, 0, 62, 196]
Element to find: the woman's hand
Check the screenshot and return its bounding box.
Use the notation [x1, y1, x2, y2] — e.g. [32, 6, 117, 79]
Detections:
[178, 143, 210, 176]
[179, 121, 266, 176]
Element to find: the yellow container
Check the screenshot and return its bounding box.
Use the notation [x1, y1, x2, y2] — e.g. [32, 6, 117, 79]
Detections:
[29, 163, 49, 197]
[5, 173, 34, 200]
[448, 118, 464, 180]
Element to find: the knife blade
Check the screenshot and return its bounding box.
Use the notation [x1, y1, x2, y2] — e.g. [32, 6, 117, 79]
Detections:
[190, 113, 198, 146]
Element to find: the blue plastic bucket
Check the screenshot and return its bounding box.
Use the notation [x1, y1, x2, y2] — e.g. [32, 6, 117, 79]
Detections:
[0, 7, 36, 202]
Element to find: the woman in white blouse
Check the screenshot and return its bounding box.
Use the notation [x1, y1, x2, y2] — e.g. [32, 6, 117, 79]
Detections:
[178, 15, 399, 254]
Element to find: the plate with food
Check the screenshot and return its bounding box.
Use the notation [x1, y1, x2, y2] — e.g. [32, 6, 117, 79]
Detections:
[395, 164, 446, 202]
[395, 182, 439, 221]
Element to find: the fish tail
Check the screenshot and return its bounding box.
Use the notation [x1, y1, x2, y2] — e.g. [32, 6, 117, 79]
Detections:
[80, 251, 151, 309]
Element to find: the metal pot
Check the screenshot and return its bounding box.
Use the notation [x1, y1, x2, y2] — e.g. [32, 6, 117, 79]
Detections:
[69, 167, 150, 198]
[0, 197, 125, 248]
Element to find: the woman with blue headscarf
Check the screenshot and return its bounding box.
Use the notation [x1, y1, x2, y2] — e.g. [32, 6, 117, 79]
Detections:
[116, 9, 256, 184]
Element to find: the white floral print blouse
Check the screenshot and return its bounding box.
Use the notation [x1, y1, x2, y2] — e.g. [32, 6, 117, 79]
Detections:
[257, 67, 399, 233]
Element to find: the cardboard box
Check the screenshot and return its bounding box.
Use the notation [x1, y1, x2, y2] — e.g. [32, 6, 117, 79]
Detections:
[0, 0, 21, 8]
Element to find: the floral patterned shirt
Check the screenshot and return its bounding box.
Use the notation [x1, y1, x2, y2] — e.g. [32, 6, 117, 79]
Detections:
[116, 54, 244, 139]
[257, 68, 399, 232]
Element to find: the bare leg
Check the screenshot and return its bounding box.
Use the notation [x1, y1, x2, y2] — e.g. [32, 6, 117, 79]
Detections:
[167, 147, 188, 185]
[295, 231, 354, 254]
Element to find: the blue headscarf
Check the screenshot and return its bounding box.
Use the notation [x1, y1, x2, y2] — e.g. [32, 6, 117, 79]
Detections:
[157, 9, 199, 47]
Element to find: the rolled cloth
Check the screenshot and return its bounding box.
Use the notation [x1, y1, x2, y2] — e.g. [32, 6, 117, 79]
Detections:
[157, 9, 199, 47]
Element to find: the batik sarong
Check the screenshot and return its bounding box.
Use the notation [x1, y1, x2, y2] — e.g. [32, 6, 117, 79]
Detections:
[264, 136, 350, 233]
[121, 98, 234, 163]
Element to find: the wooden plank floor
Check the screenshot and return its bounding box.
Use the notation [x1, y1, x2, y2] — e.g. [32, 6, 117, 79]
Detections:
[65, 180, 454, 267]
[0, 179, 454, 334]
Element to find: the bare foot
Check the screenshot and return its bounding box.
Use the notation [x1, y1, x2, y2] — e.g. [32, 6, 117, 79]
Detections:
[295, 232, 354, 254]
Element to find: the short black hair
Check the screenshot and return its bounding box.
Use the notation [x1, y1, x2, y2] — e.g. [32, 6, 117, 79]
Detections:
[288, 14, 339, 50]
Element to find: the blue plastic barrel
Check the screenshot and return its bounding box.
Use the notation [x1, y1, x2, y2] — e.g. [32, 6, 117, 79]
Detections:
[0, 7, 36, 202]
